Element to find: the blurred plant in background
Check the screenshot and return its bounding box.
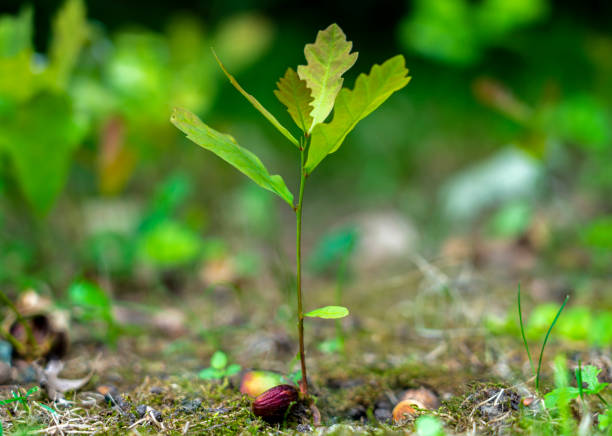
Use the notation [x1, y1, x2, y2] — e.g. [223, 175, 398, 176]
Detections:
[0, 0, 610, 345]
[400, 0, 549, 66]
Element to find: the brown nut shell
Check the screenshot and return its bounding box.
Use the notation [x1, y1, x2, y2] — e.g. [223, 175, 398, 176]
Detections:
[251, 384, 298, 423]
[392, 400, 419, 424]
[401, 387, 439, 410]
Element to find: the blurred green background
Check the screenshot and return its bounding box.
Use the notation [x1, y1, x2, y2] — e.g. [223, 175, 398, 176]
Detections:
[0, 0, 611, 296]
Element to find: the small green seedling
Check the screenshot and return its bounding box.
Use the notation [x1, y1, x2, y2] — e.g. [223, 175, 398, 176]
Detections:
[517, 284, 569, 392]
[198, 350, 241, 380]
[545, 363, 609, 409]
[172, 23, 410, 395]
[310, 227, 358, 354]
[0, 386, 56, 435]
[68, 280, 120, 346]
[599, 405, 612, 432]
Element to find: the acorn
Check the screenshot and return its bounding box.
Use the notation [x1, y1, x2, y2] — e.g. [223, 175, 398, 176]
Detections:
[392, 399, 423, 424]
[400, 387, 439, 410]
[3, 290, 69, 361]
[392, 387, 439, 424]
[240, 370, 293, 398]
[251, 384, 299, 423]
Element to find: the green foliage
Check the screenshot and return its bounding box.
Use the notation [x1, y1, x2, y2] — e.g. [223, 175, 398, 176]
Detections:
[488, 201, 532, 238]
[198, 350, 241, 380]
[297, 23, 358, 131]
[551, 96, 611, 152]
[545, 363, 608, 409]
[68, 280, 119, 345]
[0, 7, 35, 102]
[305, 55, 411, 173]
[0, 1, 87, 215]
[304, 305, 349, 319]
[171, 107, 294, 206]
[309, 227, 357, 273]
[47, 0, 89, 90]
[489, 303, 612, 348]
[171, 23, 409, 393]
[138, 220, 203, 269]
[517, 285, 569, 391]
[599, 406, 612, 432]
[582, 216, 612, 250]
[274, 68, 314, 133]
[0, 93, 84, 215]
[399, 0, 548, 65]
[415, 415, 446, 436]
[212, 50, 299, 147]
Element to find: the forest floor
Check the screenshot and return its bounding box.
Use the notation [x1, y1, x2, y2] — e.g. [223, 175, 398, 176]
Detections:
[1, 246, 610, 435]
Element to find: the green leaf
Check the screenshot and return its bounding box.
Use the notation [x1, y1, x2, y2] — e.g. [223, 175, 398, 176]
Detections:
[198, 367, 224, 380]
[415, 415, 446, 436]
[171, 107, 294, 206]
[212, 50, 298, 148]
[599, 407, 612, 431]
[68, 280, 113, 326]
[297, 23, 358, 132]
[580, 365, 608, 393]
[47, 0, 89, 90]
[210, 351, 228, 370]
[305, 55, 411, 173]
[0, 6, 32, 56]
[0, 93, 83, 215]
[138, 220, 203, 268]
[309, 227, 357, 272]
[0, 7, 37, 102]
[544, 386, 579, 409]
[273, 68, 313, 133]
[69, 280, 111, 310]
[305, 305, 349, 319]
[225, 363, 242, 376]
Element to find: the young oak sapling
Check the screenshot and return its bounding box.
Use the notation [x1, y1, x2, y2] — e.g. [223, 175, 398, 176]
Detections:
[171, 23, 411, 396]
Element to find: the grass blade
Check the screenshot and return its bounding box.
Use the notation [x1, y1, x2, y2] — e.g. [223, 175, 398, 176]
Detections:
[576, 360, 584, 400]
[536, 294, 570, 391]
[517, 284, 535, 377]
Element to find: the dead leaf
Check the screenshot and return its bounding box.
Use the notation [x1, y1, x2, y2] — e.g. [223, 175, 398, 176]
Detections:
[35, 359, 93, 400]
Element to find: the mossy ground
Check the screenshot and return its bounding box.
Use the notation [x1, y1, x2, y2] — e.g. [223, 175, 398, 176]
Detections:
[1, 257, 611, 434]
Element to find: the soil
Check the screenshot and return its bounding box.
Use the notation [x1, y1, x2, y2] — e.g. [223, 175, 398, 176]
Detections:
[1, 252, 610, 434]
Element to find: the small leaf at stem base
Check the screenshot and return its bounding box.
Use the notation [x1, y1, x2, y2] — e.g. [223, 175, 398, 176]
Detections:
[304, 305, 349, 319]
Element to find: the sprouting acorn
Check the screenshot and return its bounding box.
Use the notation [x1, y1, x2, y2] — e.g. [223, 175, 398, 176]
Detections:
[240, 370, 293, 398]
[251, 384, 299, 423]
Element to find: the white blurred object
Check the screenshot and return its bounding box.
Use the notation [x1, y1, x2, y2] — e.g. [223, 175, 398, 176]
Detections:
[83, 199, 141, 235]
[352, 211, 418, 270]
[441, 147, 541, 222]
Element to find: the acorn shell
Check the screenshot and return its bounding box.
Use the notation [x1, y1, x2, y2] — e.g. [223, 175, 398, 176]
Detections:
[240, 370, 293, 398]
[251, 384, 298, 423]
[401, 387, 439, 410]
[392, 399, 423, 424]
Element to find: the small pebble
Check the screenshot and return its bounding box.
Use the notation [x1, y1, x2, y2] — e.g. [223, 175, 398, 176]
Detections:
[136, 404, 163, 422]
[0, 362, 11, 384]
[296, 423, 312, 432]
[374, 408, 392, 422]
[0, 341, 12, 364]
[205, 406, 230, 414]
[180, 398, 202, 413]
[347, 405, 367, 420]
[150, 386, 164, 394]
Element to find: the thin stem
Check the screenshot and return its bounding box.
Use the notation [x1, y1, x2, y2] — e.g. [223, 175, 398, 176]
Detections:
[296, 141, 308, 395]
[0, 289, 35, 354]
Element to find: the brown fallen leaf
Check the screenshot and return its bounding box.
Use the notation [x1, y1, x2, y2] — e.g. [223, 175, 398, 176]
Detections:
[35, 359, 93, 400]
